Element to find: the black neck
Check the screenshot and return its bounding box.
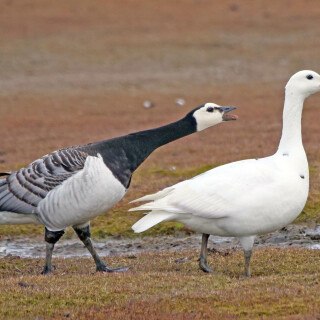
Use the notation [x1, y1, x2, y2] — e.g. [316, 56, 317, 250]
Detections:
[127, 115, 196, 160]
[84, 114, 196, 188]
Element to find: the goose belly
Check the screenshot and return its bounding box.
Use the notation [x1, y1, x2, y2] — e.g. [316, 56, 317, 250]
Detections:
[0, 211, 40, 225]
[37, 155, 126, 231]
[180, 203, 307, 237]
[178, 185, 308, 237]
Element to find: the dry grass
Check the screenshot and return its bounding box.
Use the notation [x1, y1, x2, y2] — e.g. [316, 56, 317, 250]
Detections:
[0, 248, 319, 319]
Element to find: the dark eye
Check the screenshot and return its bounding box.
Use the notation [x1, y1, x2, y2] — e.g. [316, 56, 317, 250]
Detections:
[206, 107, 214, 112]
[306, 74, 313, 80]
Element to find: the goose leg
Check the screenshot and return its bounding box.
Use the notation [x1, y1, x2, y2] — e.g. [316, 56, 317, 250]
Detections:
[41, 228, 65, 275]
[73, 223, 129, 272]
[199, 233, 214, 273]
[239, 236, 255, 278]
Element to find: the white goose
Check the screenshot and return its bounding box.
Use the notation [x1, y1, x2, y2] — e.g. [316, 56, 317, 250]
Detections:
[0, 102, 237, 274]
[131, 70, 320, 277]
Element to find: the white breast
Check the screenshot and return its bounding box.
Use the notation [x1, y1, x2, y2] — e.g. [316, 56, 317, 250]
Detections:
[37, 154, 126, 231]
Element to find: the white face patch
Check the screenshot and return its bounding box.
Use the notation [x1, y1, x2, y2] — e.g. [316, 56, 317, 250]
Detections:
[193, 103, 224, 131]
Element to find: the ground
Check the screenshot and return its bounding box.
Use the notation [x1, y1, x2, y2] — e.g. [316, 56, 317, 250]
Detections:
[0, 0, 320, 319]
[0, 249, 320, 320]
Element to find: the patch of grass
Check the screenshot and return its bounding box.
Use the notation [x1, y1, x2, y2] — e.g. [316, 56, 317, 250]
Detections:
[296, 196, 320, 223]
[141, 163, 218, 179]
[0, 248, 319, 319]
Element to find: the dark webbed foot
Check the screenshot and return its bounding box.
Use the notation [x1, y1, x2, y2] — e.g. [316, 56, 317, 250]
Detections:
[96, 262, 130, 273]
[41, 266, 51, 275]
[41, 264, 57, 275]
[198, 233, 218, 274]
[199, 255, 215, 273]
[74, 224, 130, 273]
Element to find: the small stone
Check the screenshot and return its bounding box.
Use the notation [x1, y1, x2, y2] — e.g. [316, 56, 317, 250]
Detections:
[175, 98, 185, 106]
[18, 281, 30, 287]
[143, 101, 154, 108]
[229, 3, 239, 11]
[174, 257, 191, 264]
[310, 234, 320, 240]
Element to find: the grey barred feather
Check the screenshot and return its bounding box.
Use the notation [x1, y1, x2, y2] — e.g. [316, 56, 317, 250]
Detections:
[0, 147, 89, 215]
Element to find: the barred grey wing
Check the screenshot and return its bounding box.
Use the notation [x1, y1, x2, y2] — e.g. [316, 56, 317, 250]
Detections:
[0, 147, 89, 214]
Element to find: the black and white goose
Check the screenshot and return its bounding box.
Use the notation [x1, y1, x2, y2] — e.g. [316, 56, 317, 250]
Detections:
[0, 102, 237, 274]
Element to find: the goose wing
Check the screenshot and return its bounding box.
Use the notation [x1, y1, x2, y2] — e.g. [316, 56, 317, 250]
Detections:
[0, 147, 88, 214]
[131, 157, 283, 219]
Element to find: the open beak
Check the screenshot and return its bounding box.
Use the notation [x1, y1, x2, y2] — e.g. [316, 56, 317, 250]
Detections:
[220, 106, 238, 121]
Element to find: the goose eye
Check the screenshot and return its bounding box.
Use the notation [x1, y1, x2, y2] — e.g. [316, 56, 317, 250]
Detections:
[306, 74, 313, 80]
[206, 107, 214, 112]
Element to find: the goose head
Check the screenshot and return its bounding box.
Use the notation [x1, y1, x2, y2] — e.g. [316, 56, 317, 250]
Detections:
[189, 102, 237, 131]
[286, 70, 320, 98]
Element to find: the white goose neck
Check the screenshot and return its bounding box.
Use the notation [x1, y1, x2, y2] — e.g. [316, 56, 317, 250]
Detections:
[277, 88, 306, 154]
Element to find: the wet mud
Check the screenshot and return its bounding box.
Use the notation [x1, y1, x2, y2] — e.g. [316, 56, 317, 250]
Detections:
[0, 224, 319, 259]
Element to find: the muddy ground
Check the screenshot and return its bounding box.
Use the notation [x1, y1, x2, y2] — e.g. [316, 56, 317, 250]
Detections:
[0, 224, 319, 259]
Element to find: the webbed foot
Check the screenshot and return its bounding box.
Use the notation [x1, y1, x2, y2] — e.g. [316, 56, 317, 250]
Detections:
[96, 264, 130, 273]
[199, 256, 216, 273]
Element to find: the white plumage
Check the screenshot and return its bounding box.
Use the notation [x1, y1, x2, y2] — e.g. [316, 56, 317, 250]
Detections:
[132, 156, 308, 235]
[131, 70, 320, 276]
[37, 154, 126, 231]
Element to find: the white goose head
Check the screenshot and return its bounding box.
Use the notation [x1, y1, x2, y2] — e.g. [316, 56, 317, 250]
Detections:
[286, 70, 320, 98]
[191, 103, 238, 132]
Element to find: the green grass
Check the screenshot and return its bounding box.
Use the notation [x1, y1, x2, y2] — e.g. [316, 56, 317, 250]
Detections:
[0, 248, 319, 319]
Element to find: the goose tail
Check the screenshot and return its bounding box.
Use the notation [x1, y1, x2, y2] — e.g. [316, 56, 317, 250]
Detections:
[132, 210, 174, 233]
[130, 187, 174, 203]
[0, 172, 11, 177]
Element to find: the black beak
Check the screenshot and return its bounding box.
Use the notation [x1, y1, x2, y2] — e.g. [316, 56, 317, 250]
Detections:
[220, 106, 238, 121]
